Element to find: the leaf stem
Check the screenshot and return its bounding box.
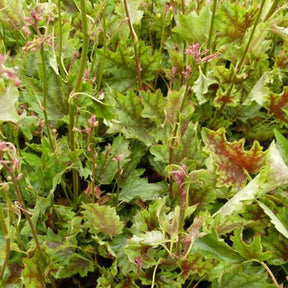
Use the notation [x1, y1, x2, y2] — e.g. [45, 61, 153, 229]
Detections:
[123, 0, 143, 90]
[257, 260, 281, 288]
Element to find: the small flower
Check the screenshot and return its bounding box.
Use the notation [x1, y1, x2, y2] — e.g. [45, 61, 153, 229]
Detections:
[185, 43, 223, 64]
[182, 65, 191, 79]
[88, 115, 99, 128]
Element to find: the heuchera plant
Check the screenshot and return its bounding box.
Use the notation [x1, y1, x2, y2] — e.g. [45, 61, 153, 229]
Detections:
[0, 0, 288, 287]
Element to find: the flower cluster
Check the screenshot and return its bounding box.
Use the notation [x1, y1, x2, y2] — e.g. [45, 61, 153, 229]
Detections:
[185, 43, 224, 64]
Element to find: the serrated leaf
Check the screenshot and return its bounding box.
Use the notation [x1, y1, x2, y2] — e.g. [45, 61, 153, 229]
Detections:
[258, 201, 288, 239]
[95, 136, 131, 184]
[22, 250, 48, 288]
[81, 203, 124, 237]
[215, 2, 257, 45]
[274, 128, 288, 167]
[192, 67, 217, 105]
[164, 87, 185, 124]
[231, 227, 272, 261]
[212, 263, 275, 288]
[192, 231, 244, 264]
[119, 169, 167, 202]
[173, 6, 210, 43]
[0, 83, 19, 122]
[107, 89, 154, 146]
[202, 128, 267, 189]
[140, 89, 166, 124]
[56, 253, 94, 279]
[243, 72, 271, 106]
[268, 86, 288, 123]
[130, 230, 165, 246]
[214, 142, 288, 216]
[180, 252, 214, 280]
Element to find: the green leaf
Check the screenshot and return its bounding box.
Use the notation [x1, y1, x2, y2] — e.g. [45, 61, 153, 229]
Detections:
[140, 89, 166, 125]
[274, 128, 288, 167]
[179, 252, 214, 280]
[243, 72, 271, 106]
[56, 253, 94, 279]
[119, 169, 167, 202]
[116, 0, 144, 25]
[192, 231, 244, 264]
[95, 136, 131, 184]
[18, 112, 38, 141]
[202, 128, 267, 189]
[258, 201, 288, 239]
[164, 87, 185, 125]
[107, 89, 154, 145]
[22, 250, 48, 288]
[192, 67, 217, 105]
[81, 203, 124, 237]
[212, 263, 275, 288]
[231, 227, 272, 261]
[130, 230, 165, 246]
[215, 2, 258, 45]
[173, 6, 210, 43]
[0, 83, 19, 122]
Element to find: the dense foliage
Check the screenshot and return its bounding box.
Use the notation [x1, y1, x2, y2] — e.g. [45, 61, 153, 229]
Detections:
[0, 0, 288, 287]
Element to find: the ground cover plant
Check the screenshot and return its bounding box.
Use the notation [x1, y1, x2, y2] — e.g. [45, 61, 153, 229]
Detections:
[0, 0, 288, 287]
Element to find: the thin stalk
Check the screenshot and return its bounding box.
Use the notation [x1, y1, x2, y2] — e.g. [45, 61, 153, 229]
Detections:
[180, 0, 187, 86]
[264, 0, 281, 21]
[154, 7, 168, 87]
[68, 0, 89, 203]
[88, 128, 96, 202]
[255, 260, 281, 288]
[176, 204, 185, 256]
[0, 206, 10, 281]
[203, 0, 217, 73]
[115, 158, 122, 205]
[168, 75, 193, 197]
[57, 0, 67, 77]
[96, 7, 107, 93]
[123, 0, 143, 90]
[40, 45, 55, 152]
[2, 184, 25, 249]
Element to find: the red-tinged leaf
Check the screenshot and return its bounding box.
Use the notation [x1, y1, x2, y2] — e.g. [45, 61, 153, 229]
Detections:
[179, 252, 213, 280]
[268, 87, 288, 123]
[22, 250, 48, 288]
[202, 128, 267, 189]
[81, 203, 124, 237]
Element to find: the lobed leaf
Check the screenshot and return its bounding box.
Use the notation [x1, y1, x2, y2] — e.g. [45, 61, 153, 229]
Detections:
[81, 203, 124, 237]
[202, 127, 267, 189]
